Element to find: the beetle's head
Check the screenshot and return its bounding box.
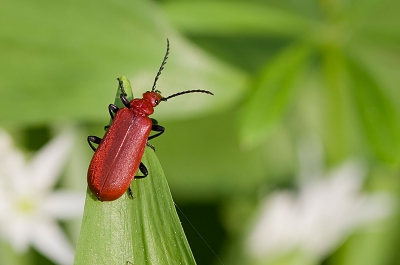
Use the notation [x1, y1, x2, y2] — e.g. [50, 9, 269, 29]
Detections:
[143, 91, 163, 107]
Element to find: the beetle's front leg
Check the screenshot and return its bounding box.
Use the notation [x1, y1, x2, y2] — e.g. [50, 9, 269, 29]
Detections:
[117, 78, 130, 108]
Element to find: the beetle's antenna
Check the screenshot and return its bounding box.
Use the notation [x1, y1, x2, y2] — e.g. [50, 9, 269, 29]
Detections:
[161, 89, 214, 101]
[152, 39, 170, 92]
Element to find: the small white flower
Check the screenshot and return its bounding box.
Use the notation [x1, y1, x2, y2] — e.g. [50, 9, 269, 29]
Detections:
[246, 139, 394, 262]
[0, 129, 85, 265]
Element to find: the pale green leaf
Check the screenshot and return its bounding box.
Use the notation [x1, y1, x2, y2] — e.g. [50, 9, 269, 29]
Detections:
[347, 57, 400, 163]
[239, 43, 312, 147]
[0, 0, 245, 126]
[163, 1, 316, 37]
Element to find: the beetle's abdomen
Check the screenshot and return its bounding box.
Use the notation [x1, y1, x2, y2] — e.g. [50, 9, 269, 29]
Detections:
[87, 109, 152, 201]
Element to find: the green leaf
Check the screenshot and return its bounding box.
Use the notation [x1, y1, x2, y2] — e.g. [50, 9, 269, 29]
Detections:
[347, 57, 400, 163]
[163, 1, 316, 37]
[74, 77, 195, 265]
[239, 43, 312, 147]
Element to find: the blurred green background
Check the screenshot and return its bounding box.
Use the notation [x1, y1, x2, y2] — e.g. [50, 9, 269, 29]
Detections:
[1, 0, 400, 264]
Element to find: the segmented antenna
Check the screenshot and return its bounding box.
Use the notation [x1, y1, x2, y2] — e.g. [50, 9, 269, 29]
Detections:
[161, 89, 214, 101]
[151, 39, 170, 92]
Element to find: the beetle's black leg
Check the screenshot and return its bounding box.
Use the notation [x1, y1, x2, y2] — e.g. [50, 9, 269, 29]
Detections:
[127, 161, 149, 198]
[146, 141, 155, 151]
[87, 136, 101, 151]
[135, 162, 148, 179]
[127, 187, 134, 199]
[146, 124, 165, 151]
[148, 125, 165, 140]
[103, 104, 119, 130]
[120, 93, 130, 108]
[117, 78, 130, 108]
[151, 118, 158, 125]
[108, 104, 119, 119]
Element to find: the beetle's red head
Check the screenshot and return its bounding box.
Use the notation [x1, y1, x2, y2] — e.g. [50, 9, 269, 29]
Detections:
[142, 91, 163, 107]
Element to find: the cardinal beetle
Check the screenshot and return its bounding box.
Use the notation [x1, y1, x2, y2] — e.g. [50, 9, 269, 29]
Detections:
[87, 39, 213, 201]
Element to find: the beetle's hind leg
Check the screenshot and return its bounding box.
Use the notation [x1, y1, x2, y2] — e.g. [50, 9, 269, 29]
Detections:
[135, 162, 148, 179]
[87, 136, 101, 151]
[127, 187, 134, 199]
[127, 163, 149, 199]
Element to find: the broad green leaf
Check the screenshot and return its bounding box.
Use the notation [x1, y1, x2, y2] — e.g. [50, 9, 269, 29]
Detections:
[347, 57, 400, 163]
[239, 44, 312, 147]
[0, 0, 245, 127]
[74, 77, 195, 265]
[163, 1, 316, 37]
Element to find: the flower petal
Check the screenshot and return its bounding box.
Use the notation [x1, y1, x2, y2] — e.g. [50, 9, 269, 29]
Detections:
[28, 131, 74, 191]
[32, 220, 75, 265]
[42, 191, 85, 220]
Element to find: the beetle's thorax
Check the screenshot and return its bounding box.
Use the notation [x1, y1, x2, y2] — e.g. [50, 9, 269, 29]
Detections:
[129, 92, 162, 117]
[130, 99, 154, 116]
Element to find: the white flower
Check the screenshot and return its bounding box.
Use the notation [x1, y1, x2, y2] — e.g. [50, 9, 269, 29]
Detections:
[0, 129, 85, 265]
[246, 140, 394, 262]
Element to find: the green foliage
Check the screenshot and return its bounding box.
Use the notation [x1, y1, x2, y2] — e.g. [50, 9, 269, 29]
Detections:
[0, 0, 245, 127]
[164, 0, 400, 163]
[2, 0, 400, 264]
[239, 43, 312, 147]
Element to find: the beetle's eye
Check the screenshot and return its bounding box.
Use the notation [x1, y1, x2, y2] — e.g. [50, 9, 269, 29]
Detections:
[155, 100, 159, 105]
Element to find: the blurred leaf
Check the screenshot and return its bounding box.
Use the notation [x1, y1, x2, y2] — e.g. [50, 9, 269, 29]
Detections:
[163, 1, 316, 37]
[0, 0, 245, 127]
[347, 57, 400, 163]
[320, 46, 355, 162]
[74, 78, 195, 264]
[154, 111, 276, 201]
[347, 0, 400, 48]
[239, 43, 312, 147]
[0, 240, 31, 265]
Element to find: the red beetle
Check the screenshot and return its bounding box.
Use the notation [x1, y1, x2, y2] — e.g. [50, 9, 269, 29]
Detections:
[87, 40, 213, 201]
